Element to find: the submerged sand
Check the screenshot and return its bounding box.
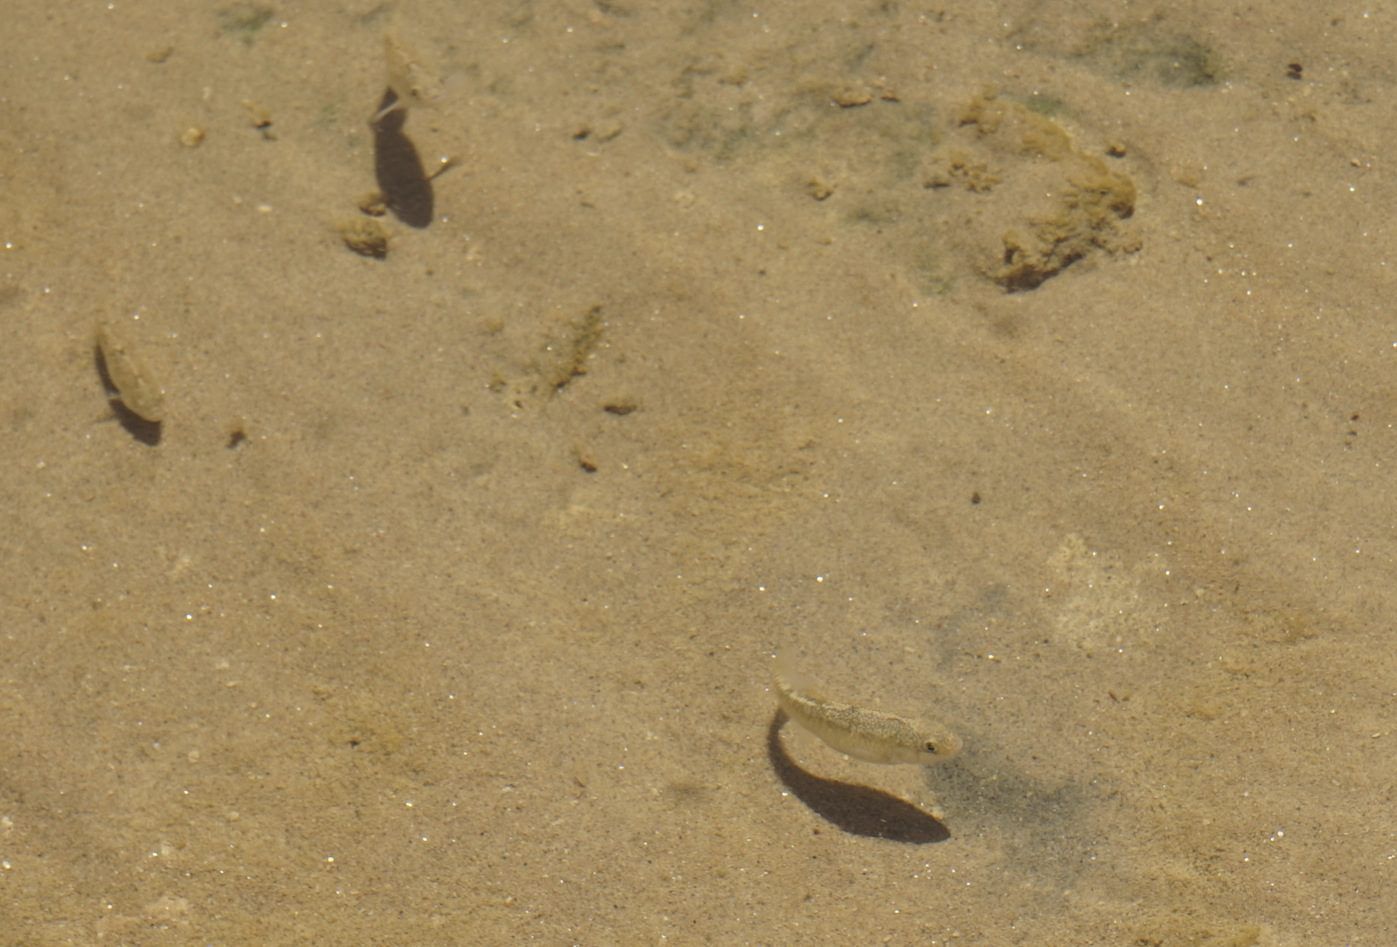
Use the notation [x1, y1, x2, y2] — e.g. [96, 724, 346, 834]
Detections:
[1, 1, 1392, 943]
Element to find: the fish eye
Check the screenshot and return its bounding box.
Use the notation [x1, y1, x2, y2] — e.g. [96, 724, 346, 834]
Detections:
[924, 741, 938, 754]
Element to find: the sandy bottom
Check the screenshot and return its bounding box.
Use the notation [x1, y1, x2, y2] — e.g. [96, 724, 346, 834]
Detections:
[1, 1, 1392, 943]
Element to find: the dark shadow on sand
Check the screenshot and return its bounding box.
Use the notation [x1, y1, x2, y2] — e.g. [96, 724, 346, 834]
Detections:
[370, 89, 435, 229]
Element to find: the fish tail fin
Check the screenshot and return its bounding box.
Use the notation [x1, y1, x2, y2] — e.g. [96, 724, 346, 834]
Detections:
[772, 651, 816, 696]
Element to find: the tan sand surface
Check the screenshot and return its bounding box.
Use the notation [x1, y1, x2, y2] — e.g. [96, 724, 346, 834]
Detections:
[1, 1, 1393, 943]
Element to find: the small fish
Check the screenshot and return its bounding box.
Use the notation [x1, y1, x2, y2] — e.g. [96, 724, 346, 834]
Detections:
[96, 319, 165, 423]
[372, 32, 446, 123]
[773, 655, 961, 765]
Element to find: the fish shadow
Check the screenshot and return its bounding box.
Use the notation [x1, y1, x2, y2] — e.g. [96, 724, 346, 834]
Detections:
[767, 709, 949, 843]
[370, 89, 435, 228]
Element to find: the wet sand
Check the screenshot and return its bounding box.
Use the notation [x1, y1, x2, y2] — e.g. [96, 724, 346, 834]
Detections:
[1, 1, 1392, 943]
